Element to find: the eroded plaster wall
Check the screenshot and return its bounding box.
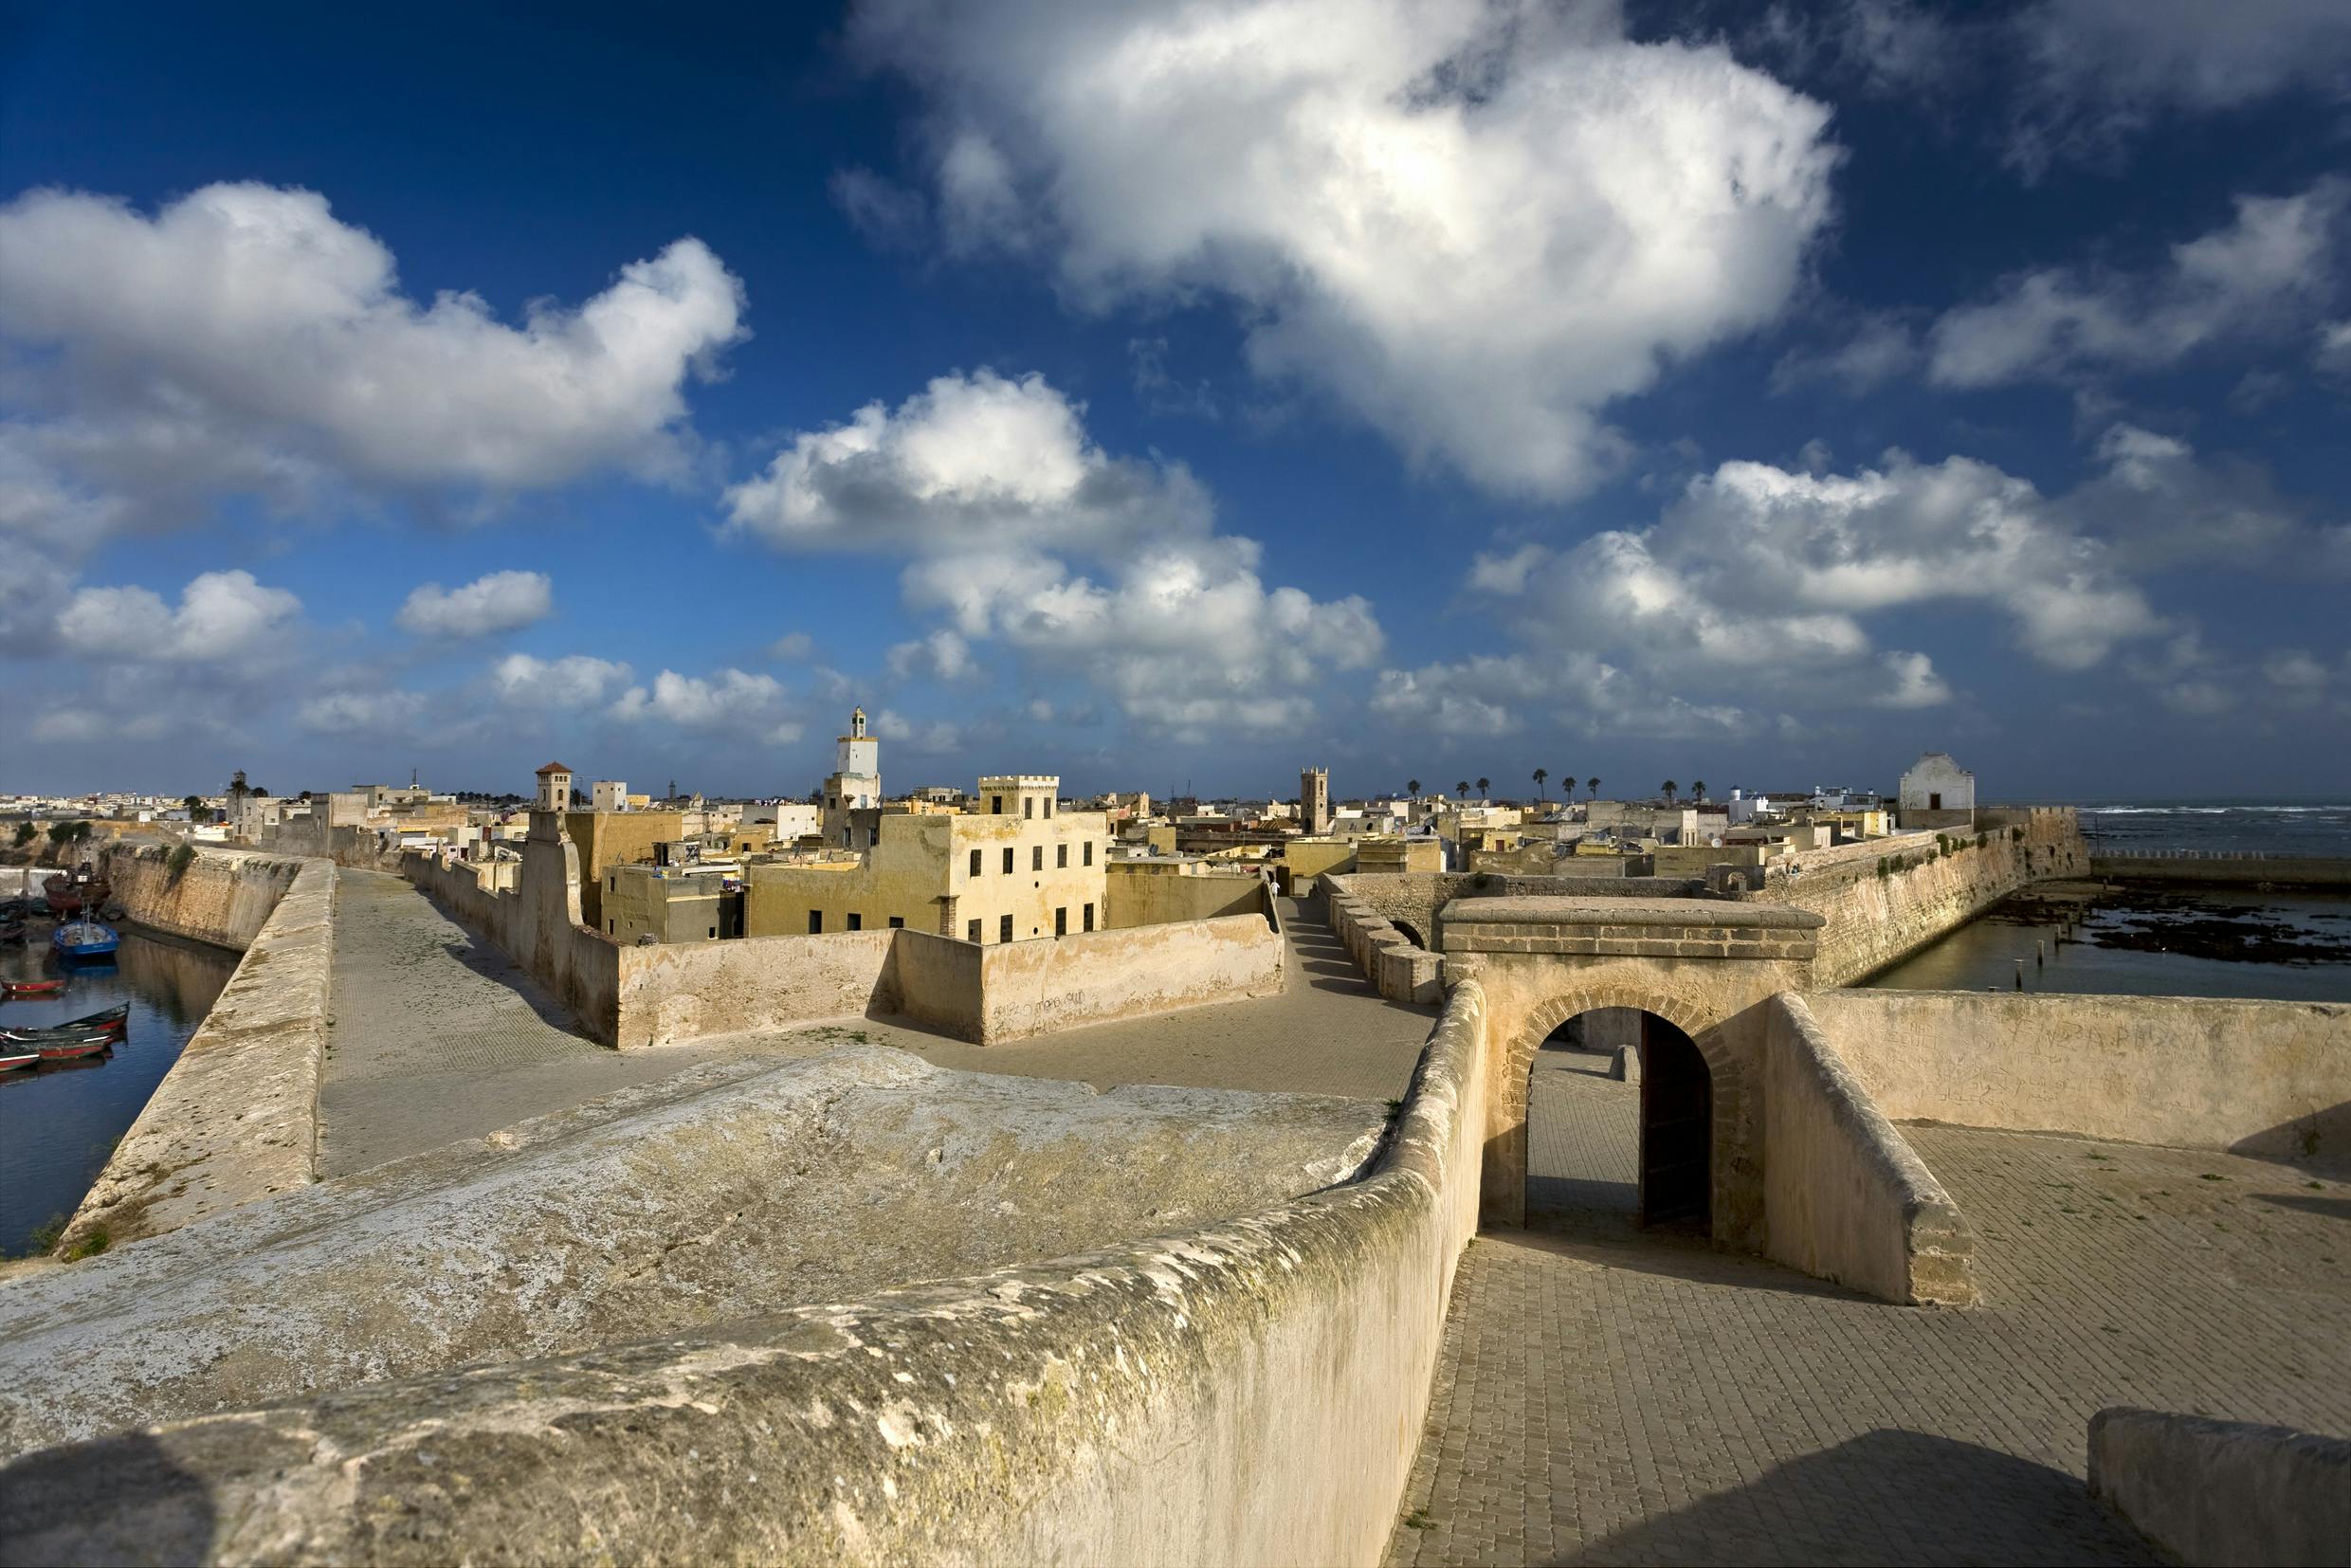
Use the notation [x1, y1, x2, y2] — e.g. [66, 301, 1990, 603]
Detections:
[972, 911, 1285, 1043]
[1802, 988, 2351, 1159]
[611, 928, 899, 1048]
[1760, 994, 1977, 1306]
[100, 844, 303, 951]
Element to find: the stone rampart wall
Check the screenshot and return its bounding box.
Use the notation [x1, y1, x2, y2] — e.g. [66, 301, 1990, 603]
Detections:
[971, 911, 1285, 1043]
[1763, 808, 2086, 986]
[0, 986, 1498, 1567]
[1760, 994, 1977, 1306]
[259, 816, 401, 871]
[611, 928, 899, 1048]
[1103, 866, 1270, 928]
[2087, 1407, 2351, 1567]
[1802, 988, 2351, 1160]
[60, 859, 334, 1254]
[100, 843, 304, 951]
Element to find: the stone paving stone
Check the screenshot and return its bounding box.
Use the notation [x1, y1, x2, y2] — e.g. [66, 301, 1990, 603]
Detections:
[1384, 1103, 2351, 1566]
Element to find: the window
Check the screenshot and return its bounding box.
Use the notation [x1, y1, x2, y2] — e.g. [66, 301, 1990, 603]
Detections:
[1032, 845, 1044, 871]
[808, 911, 823, 934]
[991, 795, 1003, 814]
[1928, 792, 1942, 810]
[968, 918, 982, 943]
[1002, 847, 1014, 874]
[707, 926, 716, 939]
[969, 848, 981, 877]
[999, 913, 1013, 943]
[1056, 844, 1067, 868]
[1084, 903, 1095, 932]
[847, 913, 862, 931]
[608, 920, 614, 934]
[1084, 841, 1094, 866]
[1024, 797, 1033, 819]
[888, 916, 903, 929]
[1054, 906, 1066, 936]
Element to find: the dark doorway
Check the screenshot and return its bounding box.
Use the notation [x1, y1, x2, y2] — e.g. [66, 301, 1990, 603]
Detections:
[1523, 1009, 1712, 1237]
[1638, 1015, 1711, 1232]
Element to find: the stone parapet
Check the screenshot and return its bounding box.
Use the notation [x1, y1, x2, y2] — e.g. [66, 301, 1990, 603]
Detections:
[2089, 1407, 2351, 1566]
[1443, 897, 1822, 963]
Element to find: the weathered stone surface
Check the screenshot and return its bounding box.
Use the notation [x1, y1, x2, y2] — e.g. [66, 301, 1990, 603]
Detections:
[0, 1044, 1384, 1462]
[0, 994, 1491, 1568]
[99, 844, 304, 952]
[59, 859, 333, 1255]
[2088, 1407, 2351, 1566]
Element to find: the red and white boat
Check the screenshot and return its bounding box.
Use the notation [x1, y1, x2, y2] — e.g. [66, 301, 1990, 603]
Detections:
[1, 977, 65, 998]
[0, 1046, 37, 1071]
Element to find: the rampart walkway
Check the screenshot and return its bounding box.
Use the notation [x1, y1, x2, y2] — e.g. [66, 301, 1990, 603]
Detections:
[321, 875, 1433, 1176]
[1386, 1065, 2351, 1565]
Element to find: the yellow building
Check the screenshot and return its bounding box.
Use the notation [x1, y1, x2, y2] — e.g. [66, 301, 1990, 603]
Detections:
[746, 775, 1108, 943]
[604, 863, 742, 944]
[565, 809, 686, 928]
[1355, 836, 1444, 874]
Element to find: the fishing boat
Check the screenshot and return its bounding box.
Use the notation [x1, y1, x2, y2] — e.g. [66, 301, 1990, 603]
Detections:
[0, 922, 25, 946]
[51, 921, 119, 961]
[0, 1046, 37, 1072]
[1, 977, 65, 998]
[0, 1004, 129, 1042]
[41, 874, 81, 916]
[22, 1034, 109, 1061]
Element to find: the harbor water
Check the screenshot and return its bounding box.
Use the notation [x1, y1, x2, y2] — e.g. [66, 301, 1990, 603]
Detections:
[0, 927, 237, 1256]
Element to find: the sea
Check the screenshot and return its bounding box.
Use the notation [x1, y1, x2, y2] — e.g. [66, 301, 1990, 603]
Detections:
[0, 929, 238, 1257]
[1868, 797, 2351, 1003]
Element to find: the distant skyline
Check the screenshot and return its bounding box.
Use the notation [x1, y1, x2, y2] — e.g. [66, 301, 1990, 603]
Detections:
[3, 1, 2347, 801]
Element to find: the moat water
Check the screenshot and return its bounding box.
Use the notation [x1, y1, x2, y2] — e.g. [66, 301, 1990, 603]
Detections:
[1865, 884, 2351, 1003]
[0, 927, 237, 1256]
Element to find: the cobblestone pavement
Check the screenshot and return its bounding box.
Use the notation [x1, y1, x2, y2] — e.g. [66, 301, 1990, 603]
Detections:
[320, 875, 1432, 1175]
[1387, 1070, 2351, 1565]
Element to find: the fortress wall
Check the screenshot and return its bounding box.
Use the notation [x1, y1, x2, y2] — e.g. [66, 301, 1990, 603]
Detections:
[972, 911, 1285, 1043]
[1326, 871, 1708, 953]
[611, 928, 899, 1048]
[100, 843, 304, 952]
[1802, 989, 2351, 1159]
[1761, 994, 1978, 1306]
[0, 986, 1497, 1567]
[2088, 1408, 2351, 1568]
[1103, 865, 1271, 928]
[1766, 808, 2087, 986]
[60, 859, 334, 1255]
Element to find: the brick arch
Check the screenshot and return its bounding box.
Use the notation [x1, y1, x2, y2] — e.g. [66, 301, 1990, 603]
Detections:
[1480, 979, 1755, 1234]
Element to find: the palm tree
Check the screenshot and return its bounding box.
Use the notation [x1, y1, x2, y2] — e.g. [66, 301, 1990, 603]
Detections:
[1661, 779, 1678, 805]
[1455, 780, 1469, 799]
[1476, 776, 1489, 798]
[1585, 776, 1600, 800]
[1691, 778, 1706, 803]
[1406, 778, 1421, 798]
[1532, 767, 1548, 801]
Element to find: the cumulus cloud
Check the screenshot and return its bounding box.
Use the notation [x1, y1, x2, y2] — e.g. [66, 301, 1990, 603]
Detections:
[491, 653, 632, 710]
[56, 570, 301, 662]
[724, 369, 1211, 550]
[396, 570, 554, 638]
[610, 667, 802, 742]
[1928, 181, 2347, 387]
[729, 367, 1378, 737]
[847, 0, 1838, 497]
[0, 182, 746, 553]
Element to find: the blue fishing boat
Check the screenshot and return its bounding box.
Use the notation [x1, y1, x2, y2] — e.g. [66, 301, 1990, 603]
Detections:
[50, 920, 119, 960]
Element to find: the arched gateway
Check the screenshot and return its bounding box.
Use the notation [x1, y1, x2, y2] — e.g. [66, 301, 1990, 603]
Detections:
[1439, 896, 1826, 1250]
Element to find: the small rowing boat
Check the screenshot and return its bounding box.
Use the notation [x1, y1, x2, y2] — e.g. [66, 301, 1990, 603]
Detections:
[1, 977, 65, 998]
[0, 1046, 36, 1071]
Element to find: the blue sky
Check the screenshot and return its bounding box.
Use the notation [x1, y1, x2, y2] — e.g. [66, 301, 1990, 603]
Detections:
[1, 0, 2346, 803]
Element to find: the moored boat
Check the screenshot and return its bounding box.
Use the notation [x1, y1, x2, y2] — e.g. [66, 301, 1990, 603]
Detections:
[0, 1005, 129, 1043]
[22, 1034, 109, 1061]
[0, 1046, 36, 1071]
[1, 977, 65, 998]
[51, 921, 119, 961]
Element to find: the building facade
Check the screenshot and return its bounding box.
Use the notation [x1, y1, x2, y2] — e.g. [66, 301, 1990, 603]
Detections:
[1301, 767, 1330, 835]
[1899, 752, 1977, 830]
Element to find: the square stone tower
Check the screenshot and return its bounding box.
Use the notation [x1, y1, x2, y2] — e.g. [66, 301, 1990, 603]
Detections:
[1302, 766, 1330, 835]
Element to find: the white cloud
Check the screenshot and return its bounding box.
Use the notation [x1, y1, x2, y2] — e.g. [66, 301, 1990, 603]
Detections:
[873, 708, 965, 751]
[296, 689, 427, 736]
[847, 0, 1838, 497]
[1928, 181, 2346, 387]
[396, 570, 554, 638]
[491, 653, 632, 710]
[610, 667, 801, 742]
[56, 569, 301, 662]
[724, 368, 1211, 551]
[0, 182, 746, 551]
[1770, 310, 1922, 394]
[768, 631, 816, 661]
[1873, 651, 1952, 709]
[731, 367, 1379, 737]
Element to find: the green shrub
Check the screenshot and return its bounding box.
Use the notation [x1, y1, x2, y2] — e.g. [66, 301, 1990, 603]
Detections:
[1875, 858, 1889, 878]
[166, 843, 195, 878]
